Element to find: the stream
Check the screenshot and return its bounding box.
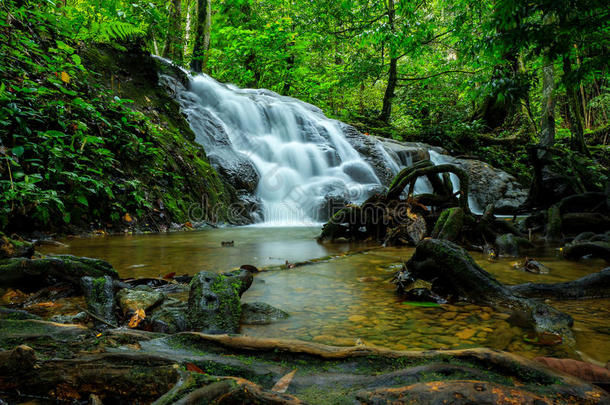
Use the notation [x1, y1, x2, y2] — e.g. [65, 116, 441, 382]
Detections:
[40, 226, 610, 365]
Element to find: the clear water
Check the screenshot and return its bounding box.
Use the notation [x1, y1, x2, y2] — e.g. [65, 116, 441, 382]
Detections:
[40, 227, 610, 364]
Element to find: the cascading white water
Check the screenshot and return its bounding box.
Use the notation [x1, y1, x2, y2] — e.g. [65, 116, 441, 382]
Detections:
[183, 74, 382, 225]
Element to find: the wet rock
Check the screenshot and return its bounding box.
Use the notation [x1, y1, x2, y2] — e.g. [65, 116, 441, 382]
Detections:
[313, 193, 349, 222]
[81, 276, 117, 327]
[0, 233, 34, 259]
[339, 123, 396, 185]
[495, 233, 534, 257]
[187, 270, 253, 334]
[241, 302, 289, 325]
[450, 157, 527, 214]
[562, 241, 610, 262]
[116, 289, 164, 315]
[149, 298, 188, 333]
[402, 288, 444, 303]
[49, 312, 88, 324]
[0, 307, 40, 320]
[0, 255, 118, 290]
[521, 259, 550, 274]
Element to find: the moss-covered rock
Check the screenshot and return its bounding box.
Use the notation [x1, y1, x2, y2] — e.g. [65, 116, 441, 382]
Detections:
[187, 270, 253, 334]
[116, 288, 164, 316]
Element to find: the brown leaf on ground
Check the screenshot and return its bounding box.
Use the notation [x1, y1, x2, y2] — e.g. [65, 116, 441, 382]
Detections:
[128, 308, 145, 328]
[186, 362, 206, 374]
[272, 369, 297, 393]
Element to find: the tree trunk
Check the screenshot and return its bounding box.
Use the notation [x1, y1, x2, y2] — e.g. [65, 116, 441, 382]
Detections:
[562, 54, 590, 156]
[162, 0, 184, 64]
[191, 0, 211, 73]
[379, 0, 396, 125]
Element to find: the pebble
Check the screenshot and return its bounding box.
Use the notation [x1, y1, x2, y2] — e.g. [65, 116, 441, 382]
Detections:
[456, 328, 476, 339]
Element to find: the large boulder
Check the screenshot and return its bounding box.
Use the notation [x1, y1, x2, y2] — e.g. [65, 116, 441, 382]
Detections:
[439, 155, 527, 213]
[187, 270, 253, 334]
[0, 255, 117, 290]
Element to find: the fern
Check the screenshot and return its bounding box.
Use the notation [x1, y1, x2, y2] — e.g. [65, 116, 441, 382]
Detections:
[99, 21, 143, 41]
[80, 21, 144, 43]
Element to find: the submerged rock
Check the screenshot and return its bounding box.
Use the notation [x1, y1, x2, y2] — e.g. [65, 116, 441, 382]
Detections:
[116, 289, 164, 315]
[241, 302, 289, 325]
[50, 312, 88, 324]
[149, 298, 188, 333]
[495, 233, 534, 257]
[81, 276, 117, 327]
[187, 270, 253, 334]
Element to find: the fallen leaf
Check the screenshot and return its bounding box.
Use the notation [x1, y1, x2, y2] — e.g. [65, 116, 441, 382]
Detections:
[123, 213, 133, 223]
[162, 272, 176, 280]
[128, 308, 145, 328]
[271, 369, 297, 393]
[183, 221, 193, 229]
[60, 71, 70, 83]
[96, 332, 102, 338]
[186, 363, 206, 374]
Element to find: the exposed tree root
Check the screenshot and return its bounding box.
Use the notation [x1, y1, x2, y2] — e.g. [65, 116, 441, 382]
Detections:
[510, 267, 610, 299]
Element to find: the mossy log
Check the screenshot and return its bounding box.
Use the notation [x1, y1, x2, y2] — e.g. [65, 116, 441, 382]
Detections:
[405, 239, 574, 342]
[0, 255, 118, 290]
[0, 351, 179, 402]
[386, 163, 470, 213]
[562, 241, 610, 262]
[510, 267, 610, 299]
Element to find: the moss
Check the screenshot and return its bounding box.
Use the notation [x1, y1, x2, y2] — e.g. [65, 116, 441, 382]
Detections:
[431, 207, 464, 242]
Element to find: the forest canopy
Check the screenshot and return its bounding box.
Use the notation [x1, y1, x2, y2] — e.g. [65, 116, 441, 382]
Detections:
[0, 0, 608, 231]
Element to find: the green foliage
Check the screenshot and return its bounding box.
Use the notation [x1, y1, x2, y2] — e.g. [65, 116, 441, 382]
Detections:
[0, 0, 232, 232]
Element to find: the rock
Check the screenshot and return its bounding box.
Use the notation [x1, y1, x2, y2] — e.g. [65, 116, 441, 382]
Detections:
[313, 193, 349, 222]
[0, 233, 34, 259]
[241, 302, 289, 325]
[339, 123, 397, 185]
[402, 288, 444, 303]
[0, 255, 118, 290]
[187, 270, 253, 334]
[434, 155, 527, 214]
[521, 259, 550, 274]
[116, 289, 164, 315]
[149, 298, 188, 333]
[562, 241, 610, 262]
[81, 276, 117, 327]
[495, 233, 534, 257]
[49, 312, 88, 324]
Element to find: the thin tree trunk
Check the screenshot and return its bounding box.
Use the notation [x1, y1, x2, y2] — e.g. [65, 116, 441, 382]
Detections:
[162, 0, 183, 64]
[562, 54, 589, 156]
[184, 0, 192, 58]
[379, 0, 396, 125]
[540, 59, 556, 148]
[191, 0, 211, 73]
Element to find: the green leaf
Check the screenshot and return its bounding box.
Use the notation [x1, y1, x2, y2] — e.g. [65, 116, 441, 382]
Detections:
[402, 301, 441, 307]
[76, 195, 89, 206]
[11, 146, 25, 157]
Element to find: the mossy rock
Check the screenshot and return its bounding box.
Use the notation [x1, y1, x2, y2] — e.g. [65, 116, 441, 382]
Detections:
[187, 270, 253, 334]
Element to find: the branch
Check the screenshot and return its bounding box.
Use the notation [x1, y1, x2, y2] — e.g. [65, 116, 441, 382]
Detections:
[397, 69, 482, 82]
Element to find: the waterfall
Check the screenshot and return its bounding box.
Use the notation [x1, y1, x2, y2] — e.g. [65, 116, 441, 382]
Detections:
[174, 72, 384, 225]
